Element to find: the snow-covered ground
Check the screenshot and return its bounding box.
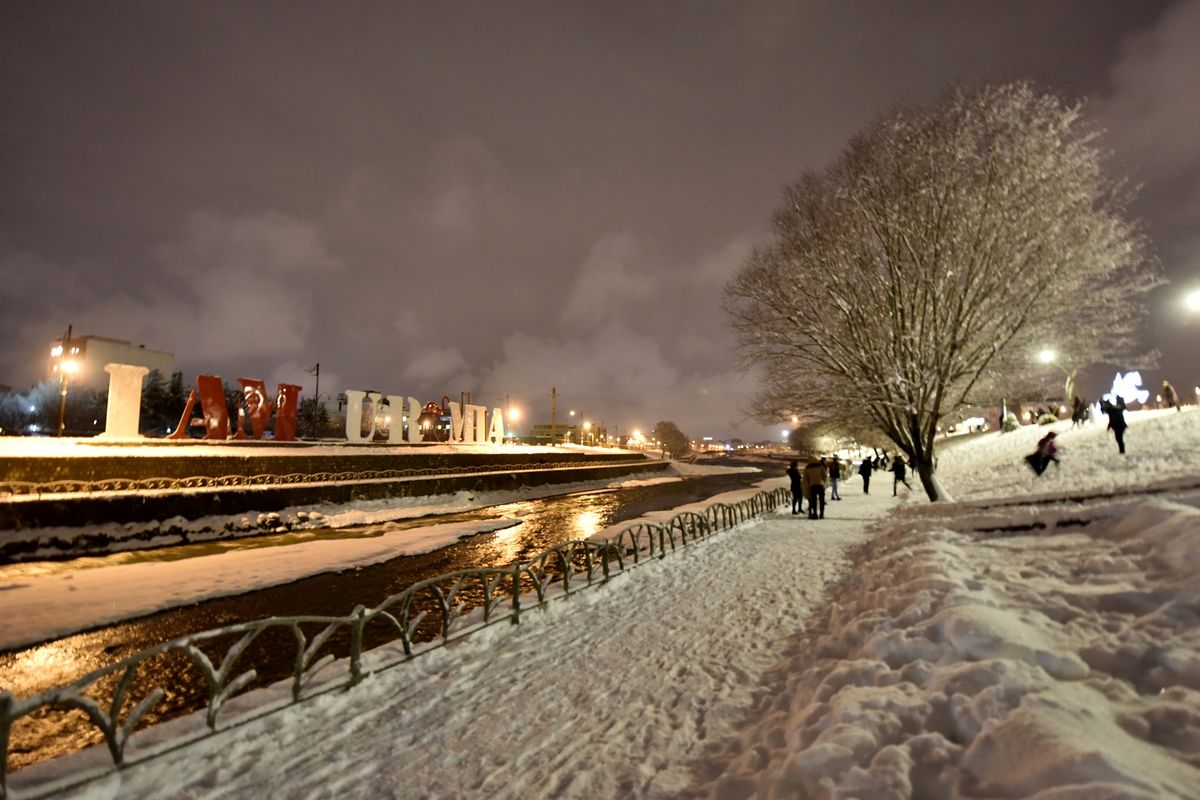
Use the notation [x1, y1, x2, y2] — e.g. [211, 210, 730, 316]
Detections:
[9, 409, 1200, 798]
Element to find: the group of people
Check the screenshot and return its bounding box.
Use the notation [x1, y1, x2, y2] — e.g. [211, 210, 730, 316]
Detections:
[785, 457, 837, 519]
[786, 451, 913, 519]
[1028, 379, 1187, 474]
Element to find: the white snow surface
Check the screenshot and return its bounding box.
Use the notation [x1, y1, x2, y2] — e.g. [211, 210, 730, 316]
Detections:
[10, 409, 1200, 799]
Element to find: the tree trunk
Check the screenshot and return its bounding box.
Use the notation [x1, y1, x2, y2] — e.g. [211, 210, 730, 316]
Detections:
[913, 456, 955, 502]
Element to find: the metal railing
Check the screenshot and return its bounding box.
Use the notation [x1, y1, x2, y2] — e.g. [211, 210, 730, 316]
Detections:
[0, 486, 789, 799]
[0, 459, 645, 500]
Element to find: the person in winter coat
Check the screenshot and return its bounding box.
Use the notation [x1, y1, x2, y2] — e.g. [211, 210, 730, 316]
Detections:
[786, 460, 804, 515]
[1101, 397, 1128, 454]
[858, 457, 873, 494]
[804, 458, 828, 519]
[1162, 380, 1181, 412]
[891, 455, 912, 495]
[829, 456, 842, 500]
[1026, 431, 1060, 475]
[1070, 395, 1088, 428]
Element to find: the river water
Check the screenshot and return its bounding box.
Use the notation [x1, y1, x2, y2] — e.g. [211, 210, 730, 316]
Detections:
[1, 467, 771, 771]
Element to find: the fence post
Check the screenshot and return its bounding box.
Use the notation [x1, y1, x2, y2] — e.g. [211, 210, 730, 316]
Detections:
[349, 606, 366, 685]
[0, 691, 12, 800]
[511, 563, 522, 625]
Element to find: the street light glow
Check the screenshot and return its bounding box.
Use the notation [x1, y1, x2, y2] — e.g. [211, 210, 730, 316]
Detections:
[1186, 288, 1200, 312]
[61, 359, 79, 375]
[507, 407, 521, 422]
[1038, 349, 1056, 364]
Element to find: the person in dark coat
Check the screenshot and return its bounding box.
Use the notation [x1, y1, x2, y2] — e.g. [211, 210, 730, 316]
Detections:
[804, 458, 828, 519]
[1162, 380, 1181, 412]
[1101, 397, 1128, 454]
[858, 457, 873, 494]
[829, 456, 842, 500]
[1070, 395, 1088, 428]
[891, 455, 912, 495]
[786, 460, 803, 515]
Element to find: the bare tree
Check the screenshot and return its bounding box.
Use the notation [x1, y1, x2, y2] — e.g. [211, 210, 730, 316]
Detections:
[726, 83, 1159, 501]
[652, 420, 691, 459]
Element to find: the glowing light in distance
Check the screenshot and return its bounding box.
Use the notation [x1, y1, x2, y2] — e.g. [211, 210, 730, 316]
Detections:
[61, 360, 80, 375]
[1104, 371, 1150, 404]
[507, 407, 521, 422]
[1037, 349, 1056, 364]
[50, 344, 63, 358]
[1186, 288, 1200, 312]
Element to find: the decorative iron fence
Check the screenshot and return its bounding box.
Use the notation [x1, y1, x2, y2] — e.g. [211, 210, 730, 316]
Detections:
[0, 486, 789, 799]
[0, 459, 641, 499]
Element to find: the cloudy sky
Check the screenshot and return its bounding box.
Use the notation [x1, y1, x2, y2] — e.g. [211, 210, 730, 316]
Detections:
[2, 1, 1198, 440]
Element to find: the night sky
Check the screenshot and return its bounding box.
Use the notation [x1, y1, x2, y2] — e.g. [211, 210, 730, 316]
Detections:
[2, 1, 1197, 440]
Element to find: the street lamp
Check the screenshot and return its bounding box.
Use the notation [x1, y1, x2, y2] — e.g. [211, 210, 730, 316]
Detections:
[1037, 349, 1078, 404]
[583, 420, 592, 445]
[1185, 288, 1200, 312]
[53, 325, 80, 436]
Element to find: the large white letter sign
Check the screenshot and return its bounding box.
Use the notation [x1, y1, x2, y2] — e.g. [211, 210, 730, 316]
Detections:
[344, 390, 383, 443]
[488, 407, 505, 443]
[385, 395, 406, 444]
[470, 404, 488, 443]
[449, 401, 471, 442]
[99, 363, 149, 439]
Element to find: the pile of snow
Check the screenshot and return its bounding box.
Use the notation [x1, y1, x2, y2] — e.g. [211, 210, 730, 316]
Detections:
[688, 493, 1200, 797]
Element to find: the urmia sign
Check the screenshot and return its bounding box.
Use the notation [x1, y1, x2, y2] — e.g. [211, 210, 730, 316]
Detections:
[99, 364, 505, 444]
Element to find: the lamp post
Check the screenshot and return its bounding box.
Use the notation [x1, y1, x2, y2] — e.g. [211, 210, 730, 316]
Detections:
[1037, 349, 1078, 405]
[583, 420, 592, 446]
[55, 324, 77, 437]
[1185, 288, 1200, 313]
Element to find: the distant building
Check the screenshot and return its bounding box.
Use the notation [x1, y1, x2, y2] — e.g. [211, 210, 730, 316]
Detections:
[529, 422, 609, 445]
[48, 335, 174, 391]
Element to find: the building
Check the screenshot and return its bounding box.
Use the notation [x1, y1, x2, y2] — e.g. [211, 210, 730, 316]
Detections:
[48, 334, 174, 391]
[529, 422, 609, 445]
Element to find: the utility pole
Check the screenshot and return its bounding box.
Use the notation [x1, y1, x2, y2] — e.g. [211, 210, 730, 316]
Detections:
[304, 363, 320, 438]
[551, 386, 557, 445]
[57, 324, 72, 437]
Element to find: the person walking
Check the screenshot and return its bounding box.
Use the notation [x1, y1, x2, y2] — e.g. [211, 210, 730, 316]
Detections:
[829, 456, 842, 500]
[858, 456, 873, 494]
[891, 455, 912, 495]
[1162, 380, 1181, 412]
[804, 457, 828, 519]
[1070, 395, 1088, 428]
[1101, 397, 1128, 454]
[785, 460, 803, 515]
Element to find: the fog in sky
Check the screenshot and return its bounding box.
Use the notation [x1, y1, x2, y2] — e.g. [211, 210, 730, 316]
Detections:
[2, 1, 1198, 440]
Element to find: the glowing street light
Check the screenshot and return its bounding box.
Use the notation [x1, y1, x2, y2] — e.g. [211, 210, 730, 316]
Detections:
[1185, 288, 1200, 312]
[1036, 348, 1078, 404]
[582, 420, 593, 445]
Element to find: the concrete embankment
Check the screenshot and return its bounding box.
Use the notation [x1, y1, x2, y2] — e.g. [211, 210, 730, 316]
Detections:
[0, 444, 669, 532]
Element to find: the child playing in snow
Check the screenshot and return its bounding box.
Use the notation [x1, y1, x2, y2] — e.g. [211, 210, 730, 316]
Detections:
[1025, 431, 1059, 476]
